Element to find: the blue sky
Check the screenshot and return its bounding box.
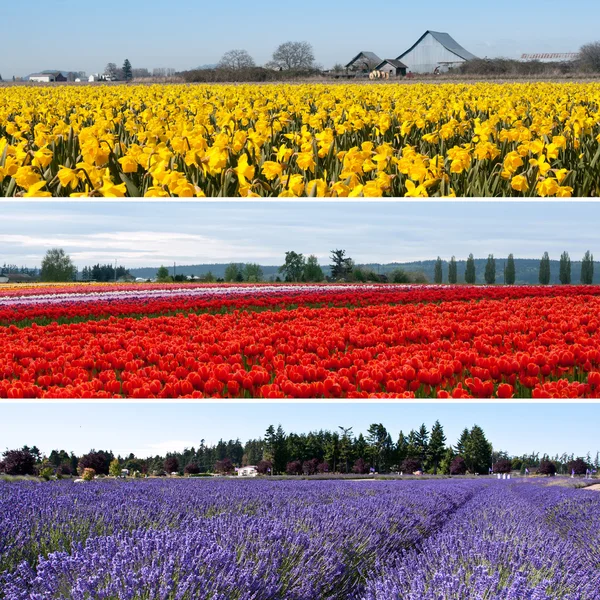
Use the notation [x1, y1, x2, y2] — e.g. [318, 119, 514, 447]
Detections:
[1, 0, 597, 77]
[2, 201, 600, 269]
[0, 403, 597, 458]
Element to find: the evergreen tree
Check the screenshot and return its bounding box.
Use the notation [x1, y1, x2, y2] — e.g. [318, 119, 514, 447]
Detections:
[396, 431, 408, 465]
[366, 423, 389, 472]
[448, 256, 457, 284]
[455, 428, 470, 456]
[464, 425, 493, 474]
[464, 254, 476, 284]
[414, 424, 429, 466]
[338, 426, 353, 473]
[434, 257, 443, 284]
[559, 251, 571, 284]
[581, 250, 594, 284]
[122, 58, 133, 82]
[539, 252, 551, 285]
[484, 254, 496, 284]
[330, 249, 353, 280]
[427, 420, 446, 474]
[505, 253, 516, 285]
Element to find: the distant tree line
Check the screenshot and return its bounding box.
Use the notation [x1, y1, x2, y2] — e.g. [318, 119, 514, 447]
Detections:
[180, 41, 323, 83]
[3, 423, 598, 480]
[456, 41, 600, 76]
[81, 264, 131, 282]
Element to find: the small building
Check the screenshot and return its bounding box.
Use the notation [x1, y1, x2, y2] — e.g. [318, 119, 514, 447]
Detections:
[374, 59, 408, 78]
[120, 469, 129, 477]
[345, 51, 382, 73]
[238, 465, 258, 477]
[0, 276, 9, 284]
[396, 31, 476, 73]
[520, 53, 578, 62]
[29, 71, 67, 83]
[2, 273, 36, 283]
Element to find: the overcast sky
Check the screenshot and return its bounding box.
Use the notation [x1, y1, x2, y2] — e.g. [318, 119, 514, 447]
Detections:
[0, 403, 597, 459]
[1, 0, 597, 77]
[2, 201, 600, 269]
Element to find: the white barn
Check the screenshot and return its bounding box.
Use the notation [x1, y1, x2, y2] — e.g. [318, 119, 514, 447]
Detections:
[396, 30, 476, 74]
[29, 73, 56, 83]
[238, 465, 258, 477]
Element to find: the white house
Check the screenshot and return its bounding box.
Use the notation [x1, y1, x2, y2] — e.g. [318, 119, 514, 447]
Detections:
[238, 465, 258, 477]
[396, 31, 476, 73]
[0, 276, 8, 284]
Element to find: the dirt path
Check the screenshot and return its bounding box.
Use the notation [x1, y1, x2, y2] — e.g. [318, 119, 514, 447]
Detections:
[583, 483, 600, 491]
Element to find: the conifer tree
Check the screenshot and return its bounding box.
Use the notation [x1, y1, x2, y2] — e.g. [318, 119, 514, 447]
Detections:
[434, 256, 443, 284]
[448, 256, 457, 284]
[465, 254, 476, 284]
[484, 254, 496, 284]
[539, 252, 551, 285]
[505, 253, 516, 285]
[559, 251, 571, 284]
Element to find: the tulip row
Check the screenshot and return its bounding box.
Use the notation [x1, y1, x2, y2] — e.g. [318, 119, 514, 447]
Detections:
[2, 287, 600, 397]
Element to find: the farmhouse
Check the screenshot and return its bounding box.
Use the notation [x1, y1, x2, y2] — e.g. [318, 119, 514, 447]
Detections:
[345, 51, 382, 73]
[396, 30, 476, 73]
[373, 59, 408, 78]
[238, 465, 258, 477]
[29, 71, 67, 83]
[0, 273, 36, 283]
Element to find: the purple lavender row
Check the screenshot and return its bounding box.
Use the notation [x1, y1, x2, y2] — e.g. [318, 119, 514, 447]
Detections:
[2, 479, 598, 599]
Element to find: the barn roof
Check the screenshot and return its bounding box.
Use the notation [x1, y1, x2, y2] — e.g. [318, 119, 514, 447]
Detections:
[375, 58, 408, 70]
[345, 51, 382, 68]
[397, 30, 476, 62]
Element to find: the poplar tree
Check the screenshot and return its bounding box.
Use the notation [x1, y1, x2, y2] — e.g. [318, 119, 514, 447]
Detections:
[448, 256, 457, 284]
[434, 256, 443, 284]
[581, 250, 594, 284]
[559, 251, 571, 284]
[465, 254, 476, 284]
[484, 254, 496, 284]
[505, 253, 516, 285]
[539, 252, 550, 285]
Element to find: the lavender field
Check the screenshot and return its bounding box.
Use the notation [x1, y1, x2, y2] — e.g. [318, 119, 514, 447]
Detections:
[1, 479, 599, 599]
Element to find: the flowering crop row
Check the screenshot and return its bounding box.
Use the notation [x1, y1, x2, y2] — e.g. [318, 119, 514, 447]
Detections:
[2, 287, 600, 398]
[2, 82, 600, 197]
[1, 479, 598, 599]
[2, 283, 600, 328]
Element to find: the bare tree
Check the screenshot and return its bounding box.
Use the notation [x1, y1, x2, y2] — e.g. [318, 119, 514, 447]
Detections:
[104, 63, 118, 80]
[579, 41, 600, 72]
[218, 49, 256, 70]
[269, 41, 315, 70]
[133, 68, 151, 78]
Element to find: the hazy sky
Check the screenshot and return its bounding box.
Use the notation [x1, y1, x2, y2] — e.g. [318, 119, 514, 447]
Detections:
[0, 403, 597, 459]
[1, 201, 599, 269]
[1, 0, 597, 77]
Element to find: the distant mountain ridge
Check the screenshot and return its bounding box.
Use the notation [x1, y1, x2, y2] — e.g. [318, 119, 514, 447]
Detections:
[127, 258, 600, 285]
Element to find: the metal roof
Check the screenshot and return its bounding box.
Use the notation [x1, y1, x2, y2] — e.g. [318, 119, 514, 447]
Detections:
[375, 58, 408, 70]
[345, 51, 382, 68]
[398, 31, 476, 62]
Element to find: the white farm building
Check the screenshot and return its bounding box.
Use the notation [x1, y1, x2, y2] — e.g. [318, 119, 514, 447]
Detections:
[396, 30, 476, 74]
[238, 466, 258, 477]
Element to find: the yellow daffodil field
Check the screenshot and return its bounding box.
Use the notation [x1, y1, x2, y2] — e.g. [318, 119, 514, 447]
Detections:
[2, 82, 600, 197]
